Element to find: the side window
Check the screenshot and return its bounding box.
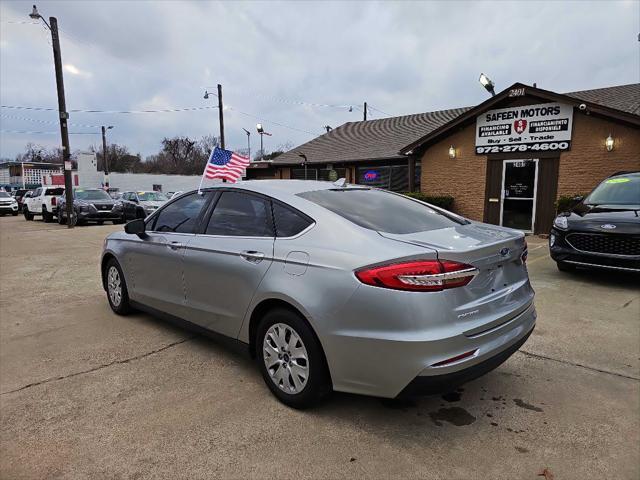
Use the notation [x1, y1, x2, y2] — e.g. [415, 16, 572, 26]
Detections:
[34, 188, 41, 197]
[205, 191, 274, 237]
[150, 193, 208, 233]
[272, 202, 313, 237]
[122, 193, 130, 201]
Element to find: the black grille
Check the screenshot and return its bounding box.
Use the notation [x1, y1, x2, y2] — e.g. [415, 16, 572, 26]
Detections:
[93, 203, 112, 211]
[567, 233, 640, 256]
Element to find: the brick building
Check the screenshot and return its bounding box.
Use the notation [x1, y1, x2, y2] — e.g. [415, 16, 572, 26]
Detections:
[253, 82, 640, 234]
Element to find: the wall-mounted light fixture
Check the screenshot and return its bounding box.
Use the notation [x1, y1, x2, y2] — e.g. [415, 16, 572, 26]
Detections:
[448, 145, 456, 159]
[605, 134, 614, 152]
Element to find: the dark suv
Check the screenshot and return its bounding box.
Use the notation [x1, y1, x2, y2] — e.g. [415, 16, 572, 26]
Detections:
[57, 188, 125, 225]
[549, 171, 640, 273]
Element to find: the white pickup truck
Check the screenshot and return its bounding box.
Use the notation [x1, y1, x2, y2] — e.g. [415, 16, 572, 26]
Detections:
[22, 186, 65, 222]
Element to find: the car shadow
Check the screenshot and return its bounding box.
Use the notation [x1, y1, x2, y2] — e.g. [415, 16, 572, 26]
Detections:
[559, 267, 639, 289]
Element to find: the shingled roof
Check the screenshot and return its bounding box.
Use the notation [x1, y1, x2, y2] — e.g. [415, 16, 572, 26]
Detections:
[565, 83, 640, 115]
[272, 83, 639, 165]
[272, 107, 469, 165]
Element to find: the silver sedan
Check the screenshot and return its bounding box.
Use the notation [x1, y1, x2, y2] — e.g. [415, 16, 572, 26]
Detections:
[101, 180, 536, 408]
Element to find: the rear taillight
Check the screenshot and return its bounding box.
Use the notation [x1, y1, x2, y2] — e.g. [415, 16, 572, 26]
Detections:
[51, 197, 56, 206]
[355, 260, 478, 292]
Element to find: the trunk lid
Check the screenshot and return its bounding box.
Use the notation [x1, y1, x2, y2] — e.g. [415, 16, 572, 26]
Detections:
[379, 222, 534, 334]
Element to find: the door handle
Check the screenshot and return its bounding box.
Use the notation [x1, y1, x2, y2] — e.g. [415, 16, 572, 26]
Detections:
[168, 241, 183, 250]
[240, 250, 265, 263]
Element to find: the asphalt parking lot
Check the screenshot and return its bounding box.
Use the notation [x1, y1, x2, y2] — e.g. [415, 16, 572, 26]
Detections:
[1, 215, 638, 480]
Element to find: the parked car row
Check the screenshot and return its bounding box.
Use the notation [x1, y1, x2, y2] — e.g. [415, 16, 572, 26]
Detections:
[1, 187, 180, 226]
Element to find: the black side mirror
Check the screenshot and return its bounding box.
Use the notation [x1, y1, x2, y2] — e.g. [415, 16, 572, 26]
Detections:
[124, 218, 146, 236]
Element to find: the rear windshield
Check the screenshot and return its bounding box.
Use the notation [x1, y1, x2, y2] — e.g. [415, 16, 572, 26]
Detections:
[297, 188, 465, 234]
[45, 188, 64, 196]
[585, 174, 640, 206]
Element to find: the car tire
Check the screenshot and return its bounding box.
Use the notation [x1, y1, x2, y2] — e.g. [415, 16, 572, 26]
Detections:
[23, 207, 33, 221]
[42, 208, 53, 223]
[556, 261, 575, 272]
[256, 308, 331, 409]
[57, 209, 65, 224]
[104, 258, 132, 315]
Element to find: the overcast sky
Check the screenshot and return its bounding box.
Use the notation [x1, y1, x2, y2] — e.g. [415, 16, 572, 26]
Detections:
[1, 0, 638, 159]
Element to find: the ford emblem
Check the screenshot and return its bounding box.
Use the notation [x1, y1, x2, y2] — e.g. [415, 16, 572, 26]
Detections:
[499, 247, 510, 256]
[600, 224, 617, 230]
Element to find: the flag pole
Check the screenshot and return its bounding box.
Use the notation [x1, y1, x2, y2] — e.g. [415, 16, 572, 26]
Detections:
[199, 146, 216, 195]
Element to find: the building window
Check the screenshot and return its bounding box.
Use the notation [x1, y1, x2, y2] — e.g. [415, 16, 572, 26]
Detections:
[356, 164, 421, 192]
[291, 168, 346, 181]
[152, 184, 162, 191]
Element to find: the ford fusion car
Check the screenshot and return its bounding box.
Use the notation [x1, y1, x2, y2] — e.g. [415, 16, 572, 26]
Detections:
[550, 171, 640, 273]
[100, 180, 535, 408]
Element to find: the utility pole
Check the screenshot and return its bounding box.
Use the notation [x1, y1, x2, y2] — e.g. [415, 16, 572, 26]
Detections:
[30, 6, 73, 226]
[217, 84, 225, 149]
[101, 126, 109, 188]
[48, 14, 74, 228]
[363, 101, 367, 121]
[242, 128, 251, 161]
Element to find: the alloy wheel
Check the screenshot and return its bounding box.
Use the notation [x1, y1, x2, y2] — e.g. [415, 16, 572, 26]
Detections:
[263, 323, 309, 394]
[107, 266, 122, 307]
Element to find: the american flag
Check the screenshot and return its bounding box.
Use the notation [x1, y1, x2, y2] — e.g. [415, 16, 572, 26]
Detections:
[203, 147, 250, 183]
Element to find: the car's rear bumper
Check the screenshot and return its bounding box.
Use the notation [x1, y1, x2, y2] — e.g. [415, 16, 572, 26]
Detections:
[550, 228, 640, 272]
[398, 326, 533, 397]
[322, 296, 537, 399]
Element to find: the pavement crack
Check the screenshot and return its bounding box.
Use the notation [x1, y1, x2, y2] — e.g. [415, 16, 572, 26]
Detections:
[1, 336, 195, 396]
[517, 349, 639, 381]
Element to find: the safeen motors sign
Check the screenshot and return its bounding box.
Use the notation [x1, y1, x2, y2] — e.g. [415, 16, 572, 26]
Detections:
[475, 102, 573, 154]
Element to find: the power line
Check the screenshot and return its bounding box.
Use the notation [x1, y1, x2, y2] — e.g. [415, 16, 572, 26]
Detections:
[0, 129, 98, 135]
[0, 113, 102, 129]
[368, 105, 393, 117]
[0, 104, 319, 137]
[0, 20, 39, 25]
[239, 91, 352, 110]
[226, 107, 318, 136]
[0, 104, 220, 114]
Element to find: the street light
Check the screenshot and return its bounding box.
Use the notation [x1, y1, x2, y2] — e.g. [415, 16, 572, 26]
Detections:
[242, 128, 251, 161]
[298, 153, 308, 180]
[29, 4, 74, 228]
[479, 73, 496, 97]
[256, 123, 272, 160]
[101, 125, 114, 188]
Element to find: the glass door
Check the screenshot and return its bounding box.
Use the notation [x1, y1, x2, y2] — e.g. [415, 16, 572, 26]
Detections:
[500, 159, 538, 232]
